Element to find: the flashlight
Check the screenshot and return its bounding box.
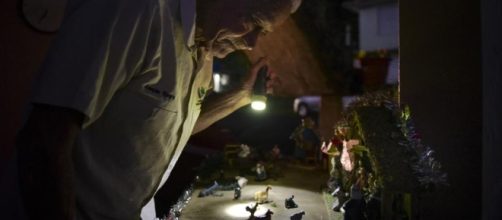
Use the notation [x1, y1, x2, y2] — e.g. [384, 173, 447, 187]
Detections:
[251, 65, 268, 111]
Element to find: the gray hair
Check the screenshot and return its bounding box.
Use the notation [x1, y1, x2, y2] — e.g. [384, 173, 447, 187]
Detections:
[250, 0, 302, 21]
[290, 0, 302, 13]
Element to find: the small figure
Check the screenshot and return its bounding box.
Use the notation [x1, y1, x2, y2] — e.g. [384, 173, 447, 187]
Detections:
[271, 144, 281, 160]
[341, 185, 366, 220]
[254, 185, 272, 204]
[331, 186, 348, 213]
[355, 167, 368, 190]
[391, 193, 409, 220]
[341, 139, 360, 171]
[254, 162, 268, 181]
[267, 144, 284, 180]
[326, 176, 340, 194]
[219, 169, 225, 178]
[331, 196, 340, 213]
[219, 176, 248, 191]
[246, 203, 259, 219]
[285, 195, 298, 209]
[197, 181, 219, 197]
[290, 210, 306, 220]
[366, 192, 381, 220]
[237, 176, 249, 188]
[239, 144, 251, 158]
[254, 209, 274, 220]
[320, 132, 342, 173]
[320, 124, 350, 213]
[234, 186, 242, 200]
[290, 117, 320, 162]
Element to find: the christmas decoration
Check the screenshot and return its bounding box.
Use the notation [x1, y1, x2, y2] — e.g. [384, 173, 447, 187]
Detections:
[342, 89, 448, 189]
[163, 182, 195, 220]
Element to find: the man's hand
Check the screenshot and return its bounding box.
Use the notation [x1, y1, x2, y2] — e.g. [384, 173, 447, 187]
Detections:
[17, 104, 84, 220]
[241, 57, 281, 96]
[193, 57, 282, 134]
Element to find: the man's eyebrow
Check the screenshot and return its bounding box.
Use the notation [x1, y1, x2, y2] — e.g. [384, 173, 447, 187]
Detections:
[252, 14, 273, 32]
[262, 23, 273, 32]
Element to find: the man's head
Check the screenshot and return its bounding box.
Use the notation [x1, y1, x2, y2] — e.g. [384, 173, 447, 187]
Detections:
[196, 0, 302, 58]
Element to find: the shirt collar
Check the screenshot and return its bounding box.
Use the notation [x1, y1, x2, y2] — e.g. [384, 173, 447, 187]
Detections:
[180, 0, 196, 48]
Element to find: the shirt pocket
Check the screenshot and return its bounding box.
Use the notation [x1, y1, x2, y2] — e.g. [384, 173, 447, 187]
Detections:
[96, 88, 178, 136]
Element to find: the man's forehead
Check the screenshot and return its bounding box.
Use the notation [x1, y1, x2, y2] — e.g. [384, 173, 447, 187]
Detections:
[239, 0, 291, 14]
[253, 3, 292, 27]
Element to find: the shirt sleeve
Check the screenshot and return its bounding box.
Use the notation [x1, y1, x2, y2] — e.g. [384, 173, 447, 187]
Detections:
[31, 0, 158, 127]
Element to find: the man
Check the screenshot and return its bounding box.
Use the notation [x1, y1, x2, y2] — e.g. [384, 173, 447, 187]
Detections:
[15, 0, 301, 219]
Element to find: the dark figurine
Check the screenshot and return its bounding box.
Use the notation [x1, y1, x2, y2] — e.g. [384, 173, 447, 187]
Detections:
[391, 193, 409, 220]
[197, 181, 219, 197]
[290, 210, 306, 220]
[342, 186, 366, 220]
[326, 177, 339, 193]
[331, 186, 348, 212]
[366, 192, 381, 220]
[332, 197, 341, 213]
[254, 162, 268, 181]
[218, 169, 225, 181]
[246, 203, 260, 219]
[254, 209, 274, 220]
[285, 195, 298, 209]
[234, 186, 242, 200]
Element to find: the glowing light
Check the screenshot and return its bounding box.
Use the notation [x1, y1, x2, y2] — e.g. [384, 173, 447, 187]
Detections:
[251, 95, 267, 111]
[225, 203, 268, 218]
[251, 101, 266, 111]
[213, 73, 221, 92]
[220, 74, 229, 85]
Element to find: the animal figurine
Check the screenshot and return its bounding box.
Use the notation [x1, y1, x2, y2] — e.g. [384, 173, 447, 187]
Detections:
[246, 203, 259, 218]
[290, 210, 305, 220]
[254, 209, 274, 220]
[285, 195, 298, 209]
[234, 186, 241, 200]
[197, 181, 219, 197]
[254, 185, 272, 203]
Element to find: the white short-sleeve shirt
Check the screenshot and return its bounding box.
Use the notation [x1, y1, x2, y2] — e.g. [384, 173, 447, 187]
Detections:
[31, 0, 212, 219]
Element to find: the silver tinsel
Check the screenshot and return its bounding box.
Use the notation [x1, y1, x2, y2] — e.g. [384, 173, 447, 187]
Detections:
[343, 89, 448, 189]
[399, 109, 448, 188]
[159, 182, 195, 220]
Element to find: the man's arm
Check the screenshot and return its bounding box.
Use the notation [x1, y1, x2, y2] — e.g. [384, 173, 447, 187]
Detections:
[17, 104, 84, 220]
[192, 89, 252, 134]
